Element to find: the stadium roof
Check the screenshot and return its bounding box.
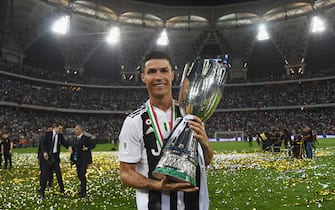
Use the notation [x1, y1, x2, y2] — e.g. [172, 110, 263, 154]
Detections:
[132, 0, 258, 7]
[1, 0, 335, 81]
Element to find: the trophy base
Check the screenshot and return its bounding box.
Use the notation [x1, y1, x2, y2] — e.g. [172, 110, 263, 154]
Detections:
[153, 167, 196, 186]
[152, 150, 197, 186]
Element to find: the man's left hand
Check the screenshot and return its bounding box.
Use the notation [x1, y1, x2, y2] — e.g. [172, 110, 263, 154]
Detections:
[188, 116, 209, 145]
[82, 145, 88, 151]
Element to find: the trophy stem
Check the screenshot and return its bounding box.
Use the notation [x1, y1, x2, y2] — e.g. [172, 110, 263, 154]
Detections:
[153, 117, 198, 186]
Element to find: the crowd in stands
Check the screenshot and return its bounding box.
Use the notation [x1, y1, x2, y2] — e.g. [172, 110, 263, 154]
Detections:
[218, 80, 335, 109]
[1, 62, 335, 145]
[0, 62, 117, 85]
[0, 75, 150, 111]
[229, 68, 335, 84]
[0, 61, 172, 86]
[207, 108, 335, 137]
[0, 106, 124, 146]
[1, 74, 334, 111]
[2, 61, 335, 86]
[1, 106, 334, 147]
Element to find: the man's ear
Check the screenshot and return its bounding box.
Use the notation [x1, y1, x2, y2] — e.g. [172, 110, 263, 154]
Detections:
[141, 73, 145, 83]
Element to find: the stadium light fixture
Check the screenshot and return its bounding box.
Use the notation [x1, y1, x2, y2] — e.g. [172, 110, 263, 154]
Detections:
[157, 29, 169, 46]
[52, 15, 70, 35]
[106, 26, 120, 44]
[310, 15, 325, 33]
[136, 65, 141, 71]
[256, 23, 270, 41]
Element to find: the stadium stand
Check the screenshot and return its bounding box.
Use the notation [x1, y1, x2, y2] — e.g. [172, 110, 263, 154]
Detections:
[1, 0, 335, 146]
[1, 67, 334, 144]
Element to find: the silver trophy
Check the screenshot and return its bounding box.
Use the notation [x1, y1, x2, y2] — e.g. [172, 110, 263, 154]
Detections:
[152, 55, 229, 186]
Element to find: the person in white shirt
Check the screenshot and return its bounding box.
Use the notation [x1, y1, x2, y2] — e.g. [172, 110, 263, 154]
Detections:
[118, 51, 213, 210]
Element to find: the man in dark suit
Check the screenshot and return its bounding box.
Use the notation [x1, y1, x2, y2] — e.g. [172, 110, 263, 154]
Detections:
[1, 130, 13, 170]
[71, 124, 95, 198]
[37, 125, 54, 190]
[38, 123, 71, 199]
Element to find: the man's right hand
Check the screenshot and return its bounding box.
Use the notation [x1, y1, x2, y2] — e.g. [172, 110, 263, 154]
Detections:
[119, 162, 199, 193]
[43, 152, 49, 160]
[155, 176, 199, 192]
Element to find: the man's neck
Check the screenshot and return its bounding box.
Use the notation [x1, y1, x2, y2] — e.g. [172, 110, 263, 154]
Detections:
[150, 96, 173, 112]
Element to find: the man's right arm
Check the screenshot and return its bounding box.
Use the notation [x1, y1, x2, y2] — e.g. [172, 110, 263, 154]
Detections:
[40, 133, 49, 160]
[119, 162, 198, 192]
[118, 116, 198, 192]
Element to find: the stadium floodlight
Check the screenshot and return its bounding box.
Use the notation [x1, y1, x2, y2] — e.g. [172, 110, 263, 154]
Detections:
[52, 15, 70, 34]
[310, 15, 325, 33]
[256, 23, 270, 41]
[106, 26, 120, 44]
[156, 29, 169, 46]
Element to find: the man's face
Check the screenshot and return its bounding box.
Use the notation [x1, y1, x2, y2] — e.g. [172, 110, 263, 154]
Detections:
[74, 126, 82, 136]
[303, 127, 310, 133]
[141, 58, 174, 99]
[1, 133, 8, 139]
[55, 125, 64, 134]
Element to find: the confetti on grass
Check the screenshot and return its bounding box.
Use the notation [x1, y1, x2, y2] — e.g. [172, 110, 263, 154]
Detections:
[0, 149, 335, 209]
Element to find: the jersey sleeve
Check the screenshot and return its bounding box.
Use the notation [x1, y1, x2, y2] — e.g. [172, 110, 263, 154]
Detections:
[118, 116, 142, 163]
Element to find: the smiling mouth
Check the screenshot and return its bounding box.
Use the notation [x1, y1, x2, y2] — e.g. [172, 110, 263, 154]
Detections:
[154, 83, 166, 87]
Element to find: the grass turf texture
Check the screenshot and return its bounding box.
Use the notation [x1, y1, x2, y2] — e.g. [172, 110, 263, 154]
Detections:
[1, 139, 334, 209]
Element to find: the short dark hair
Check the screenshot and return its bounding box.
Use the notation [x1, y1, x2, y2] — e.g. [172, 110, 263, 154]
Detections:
[141, 50, 174, 72]
[53, 123, 64, 128]
[75, 124, 84, 130]
[1, 129, 8, 135]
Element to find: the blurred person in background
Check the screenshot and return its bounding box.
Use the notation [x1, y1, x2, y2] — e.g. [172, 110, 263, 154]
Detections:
[1, 130, 13, 170]
[38, 123, 71, 199]
[37, 125, 54, 189]
[280, 128, 292, 156]
[302, 125, 313, 159]
[70, 124, 95, 198]
[246, 130, 253, 147]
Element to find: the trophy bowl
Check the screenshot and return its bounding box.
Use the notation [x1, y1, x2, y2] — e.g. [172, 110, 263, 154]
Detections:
[152, 55, 229, 186]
